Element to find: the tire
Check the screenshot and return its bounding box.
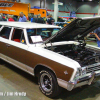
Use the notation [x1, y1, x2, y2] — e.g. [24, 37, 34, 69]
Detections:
[38, 69, 62, 98]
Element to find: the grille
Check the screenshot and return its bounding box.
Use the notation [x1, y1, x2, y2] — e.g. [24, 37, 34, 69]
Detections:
[86, 63, 100, 73]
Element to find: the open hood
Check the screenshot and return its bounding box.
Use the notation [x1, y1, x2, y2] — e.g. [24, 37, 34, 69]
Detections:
[44, 17, 100, 43]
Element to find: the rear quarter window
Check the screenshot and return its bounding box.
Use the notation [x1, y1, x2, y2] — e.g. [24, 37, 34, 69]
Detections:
[0, 27, 11, 39]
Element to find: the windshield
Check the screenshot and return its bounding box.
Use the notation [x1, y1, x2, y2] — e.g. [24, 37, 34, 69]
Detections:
[27, 28, 60, 44]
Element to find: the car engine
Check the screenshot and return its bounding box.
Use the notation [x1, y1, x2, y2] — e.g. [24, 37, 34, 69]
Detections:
[45, 42, 100, 67]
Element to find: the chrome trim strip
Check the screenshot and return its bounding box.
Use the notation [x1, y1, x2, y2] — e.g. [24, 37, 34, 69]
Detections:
[57, 78, 75, 91]
[57, 71, 100, 91]
[57, 78, 89, 91]
[0, 53, 34, 76]
[26, 66, 34, 74]
[57, 78, 68, 89]
[34, 63, 57, 77]
[74, 81, 88, 88]
[0, 53, 7, 60]
[84, 62, 100, 68]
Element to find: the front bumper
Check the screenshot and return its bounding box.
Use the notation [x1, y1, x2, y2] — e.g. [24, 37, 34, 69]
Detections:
[57, 71, 100, 91]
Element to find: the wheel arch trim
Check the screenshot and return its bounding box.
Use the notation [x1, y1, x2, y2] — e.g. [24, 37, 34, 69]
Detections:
[34, 64, 58, 80]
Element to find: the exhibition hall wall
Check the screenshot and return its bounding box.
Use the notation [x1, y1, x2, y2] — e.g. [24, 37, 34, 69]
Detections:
[21, 0, 99, 18]
[21, 0, 76, 17]
[76, 2, 99, 17]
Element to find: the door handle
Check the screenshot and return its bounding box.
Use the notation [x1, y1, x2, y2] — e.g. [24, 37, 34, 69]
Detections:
[6, 44, 10, 47]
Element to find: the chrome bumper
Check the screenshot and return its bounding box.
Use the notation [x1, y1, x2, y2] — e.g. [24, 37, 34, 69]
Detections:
[57, 72, 100, 91]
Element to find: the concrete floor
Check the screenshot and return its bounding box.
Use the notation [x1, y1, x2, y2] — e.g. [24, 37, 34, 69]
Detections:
[0, 41, 100, 100]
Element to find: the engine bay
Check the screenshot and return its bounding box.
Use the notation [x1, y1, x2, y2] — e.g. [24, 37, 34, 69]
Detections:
[45, 42, 100, 67]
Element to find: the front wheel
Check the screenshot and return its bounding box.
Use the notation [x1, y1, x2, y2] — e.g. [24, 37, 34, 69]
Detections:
[38, 69, 62, 98]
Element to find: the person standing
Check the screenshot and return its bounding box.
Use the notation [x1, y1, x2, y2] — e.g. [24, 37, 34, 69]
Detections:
[19, 12, 27, 22]
[32, 15, 37, 23]
[47, 14, 54, 25]
[93, 27, 100, 47]
[37, 14, 44, 23]
[8, 15, 14, 21]
[13, 15, 18, 21]
[30, 14, 34, 22]
[0, 13, 7, 21]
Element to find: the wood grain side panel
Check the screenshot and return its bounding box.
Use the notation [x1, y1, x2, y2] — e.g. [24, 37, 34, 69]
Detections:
[0, 41, 7, 55]
[7, 45, 27, 64]
[25, 51, 74, 81]
[0, 42, 74, 82]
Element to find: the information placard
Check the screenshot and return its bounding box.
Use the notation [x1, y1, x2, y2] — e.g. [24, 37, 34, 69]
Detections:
[31, 36, 43, 43]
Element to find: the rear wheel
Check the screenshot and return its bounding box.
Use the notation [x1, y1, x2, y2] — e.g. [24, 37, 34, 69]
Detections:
[38, 69, 62, 98]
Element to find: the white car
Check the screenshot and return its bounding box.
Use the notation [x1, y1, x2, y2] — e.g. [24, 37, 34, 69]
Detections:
[0, 17, 100, 98]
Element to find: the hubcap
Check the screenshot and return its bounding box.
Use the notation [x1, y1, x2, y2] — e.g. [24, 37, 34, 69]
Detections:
[40, 73, 52, 92]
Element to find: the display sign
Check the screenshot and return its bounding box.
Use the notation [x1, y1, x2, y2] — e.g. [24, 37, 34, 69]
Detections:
[31, 36, 43, 43]
[0, 2, 14, 7]
[0, 1, 30, 16]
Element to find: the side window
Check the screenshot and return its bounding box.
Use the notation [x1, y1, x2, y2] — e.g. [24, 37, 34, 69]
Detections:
[37, 29, 52, 38]
[11, 28, 26, 44]
[27, 29, 36, 44]
[27, 28, 60, 44]
[0, 27, 11, 39]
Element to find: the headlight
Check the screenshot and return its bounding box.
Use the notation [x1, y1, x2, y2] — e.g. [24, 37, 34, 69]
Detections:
[75, 69, 80, 78]
[75, 67, 87, 79]
[81, 67, 87, 75]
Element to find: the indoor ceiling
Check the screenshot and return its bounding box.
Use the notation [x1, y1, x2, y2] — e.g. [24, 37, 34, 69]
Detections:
[75, 0, 99, 2]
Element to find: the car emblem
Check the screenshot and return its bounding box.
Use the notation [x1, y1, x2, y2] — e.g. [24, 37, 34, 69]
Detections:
[64, 71, 68, 75]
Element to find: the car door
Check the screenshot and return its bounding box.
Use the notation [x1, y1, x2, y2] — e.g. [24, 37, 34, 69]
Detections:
[6, 28, 28, 71]
[0, 26, 12, 60]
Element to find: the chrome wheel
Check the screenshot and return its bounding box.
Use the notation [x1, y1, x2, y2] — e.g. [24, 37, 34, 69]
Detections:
[39, 70, 62, 98]
[40, 73, 52, 92]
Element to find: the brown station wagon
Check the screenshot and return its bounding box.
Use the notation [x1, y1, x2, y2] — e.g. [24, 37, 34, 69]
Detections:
[0, 17, 100, 98]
